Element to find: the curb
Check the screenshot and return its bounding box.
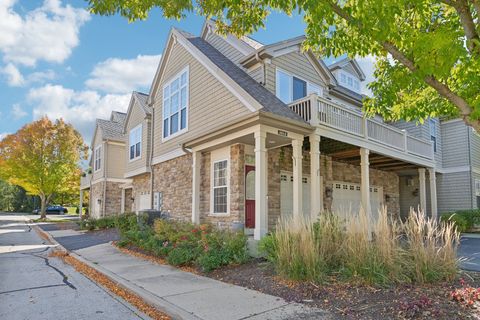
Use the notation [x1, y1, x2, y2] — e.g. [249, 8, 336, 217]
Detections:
[33, 225, 199, 320]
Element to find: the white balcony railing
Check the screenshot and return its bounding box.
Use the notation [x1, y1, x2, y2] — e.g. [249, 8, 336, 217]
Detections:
[289, 94, 434, 160]
[80, 173, 92, 189]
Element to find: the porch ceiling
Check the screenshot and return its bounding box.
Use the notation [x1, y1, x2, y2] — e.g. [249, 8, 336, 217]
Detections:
[329, 148, 420, 172]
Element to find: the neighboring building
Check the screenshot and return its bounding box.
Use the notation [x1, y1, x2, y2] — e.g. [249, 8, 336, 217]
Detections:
[81, 20, 479, 239]
[80, 111, 131, 219]
[121, 91, 153, 213]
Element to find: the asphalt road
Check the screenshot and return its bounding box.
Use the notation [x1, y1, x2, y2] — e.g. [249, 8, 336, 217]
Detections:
[0, 213, 150, 320]
[459, 235, 480, 272]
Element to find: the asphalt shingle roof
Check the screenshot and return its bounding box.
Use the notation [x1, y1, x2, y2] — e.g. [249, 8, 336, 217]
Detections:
[133, 91, 152, 115]
[185, 35, 308, 124]
[97, 112, 126, 141]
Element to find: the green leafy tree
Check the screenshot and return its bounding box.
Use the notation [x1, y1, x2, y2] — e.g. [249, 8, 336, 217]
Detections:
[0, 117, 88, 219]
[87, 0, 480, 130]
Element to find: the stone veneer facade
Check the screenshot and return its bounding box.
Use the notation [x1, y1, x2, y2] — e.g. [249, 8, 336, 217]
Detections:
[150, 143, 400, 232]
[89, 180, 123, 218]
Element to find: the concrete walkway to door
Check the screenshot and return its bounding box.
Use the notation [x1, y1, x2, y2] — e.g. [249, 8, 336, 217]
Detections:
[41, 225, 331, 320]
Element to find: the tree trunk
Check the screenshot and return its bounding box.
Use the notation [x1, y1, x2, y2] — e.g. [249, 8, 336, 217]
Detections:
[40, 194, 47, 220]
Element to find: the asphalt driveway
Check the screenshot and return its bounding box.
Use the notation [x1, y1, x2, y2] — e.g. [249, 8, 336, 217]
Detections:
[459, 235, 480, 272]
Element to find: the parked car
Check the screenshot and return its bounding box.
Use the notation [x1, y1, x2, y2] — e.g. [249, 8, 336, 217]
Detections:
[32, 205, 68, 215]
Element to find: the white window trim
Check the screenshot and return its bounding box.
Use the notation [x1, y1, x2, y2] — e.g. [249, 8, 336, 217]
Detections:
[210, 156, 230, 216]
[94, 145, 102, 172]
[129, 124, 142, 162]
[162, 66, 189, 142]
[275, 67, 323, 104]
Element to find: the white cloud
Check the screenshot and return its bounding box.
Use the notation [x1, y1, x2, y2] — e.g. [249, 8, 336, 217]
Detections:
[2, 63, 24, 86]
[356, 55, 376, 96]
[86, 54, 161, 93]
[11, 104, 27, 119]
[28, 84, 130, 144]
[0, 0, 90, 67]
[0, 132, 10, 141]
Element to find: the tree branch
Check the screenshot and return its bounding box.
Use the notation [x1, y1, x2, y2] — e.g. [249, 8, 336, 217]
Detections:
[443, 0, 480, 56]
[327, 1, 479, 131]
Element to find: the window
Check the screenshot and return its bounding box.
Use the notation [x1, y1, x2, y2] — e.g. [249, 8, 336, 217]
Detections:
[430, 119, 437, 153]
[338, 71, 361, 93]
[94, 145, 101, 172]
[475, 179, 480, 197]
[213, 160, 228, 214]
[276, 69, 323, 103]
[163, 67, 188, 139]
[129, 125, 142, 160]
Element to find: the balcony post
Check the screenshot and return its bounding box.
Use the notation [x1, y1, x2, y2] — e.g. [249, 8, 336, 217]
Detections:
[292, 137, 303, 220]
[418, 168, 427, 213]
[428, 168, 438, 219]
[254, 128, 268, 240]
[309, 134, 321, 220]
[360, 147, 372, 237]
[362, 116, 368, 139]
[309, 93, 319, 126]
[79, 190, 84, 219]
[120, 188, 125, 214]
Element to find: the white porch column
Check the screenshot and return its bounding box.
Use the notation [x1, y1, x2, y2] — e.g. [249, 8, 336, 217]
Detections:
[79, 190, 84, 219]
[428, 167, 437, 219]
[254, 129, 268, 240]
[418, 168, 427, 213]
[309, 134, 321, 220]
[360, 148, 371, 218]
[292, 137, 303, 219]
[120, 188, 125, 214]
[191, 150, 201, 224]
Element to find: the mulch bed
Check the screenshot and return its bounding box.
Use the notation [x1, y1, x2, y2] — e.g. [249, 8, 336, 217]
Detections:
[208, 260, 480, 320]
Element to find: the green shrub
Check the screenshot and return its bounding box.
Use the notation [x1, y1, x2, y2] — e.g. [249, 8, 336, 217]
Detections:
[118, 218, 248, 272]
[258, 234, 277, 263]
[441, 213, 469, 233]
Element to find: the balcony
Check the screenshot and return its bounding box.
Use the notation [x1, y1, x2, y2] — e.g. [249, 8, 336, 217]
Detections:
[80, 173, 92, 190]
[289, 94, 434, 163]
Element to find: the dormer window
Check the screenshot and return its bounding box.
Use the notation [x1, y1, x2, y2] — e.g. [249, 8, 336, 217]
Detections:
[338, 70, 360, 93]
[276, 68, 322, 103]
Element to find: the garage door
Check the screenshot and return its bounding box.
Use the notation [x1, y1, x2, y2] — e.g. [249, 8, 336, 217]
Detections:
[331, 181, 383, 223]
[280, 171, 322, 218]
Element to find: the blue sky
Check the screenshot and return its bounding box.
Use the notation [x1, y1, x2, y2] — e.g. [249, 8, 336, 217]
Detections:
[0, 0, 374, 144]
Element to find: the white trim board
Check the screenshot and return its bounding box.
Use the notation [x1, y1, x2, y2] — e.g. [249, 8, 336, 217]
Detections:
[152, 148, 187, 165]
[124, 166, 150, 178]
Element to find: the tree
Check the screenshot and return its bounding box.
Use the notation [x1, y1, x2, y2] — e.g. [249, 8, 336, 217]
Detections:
[0, 117, 87, 219]
[87, 0, 480, 130]
[0, 180, 38, 213]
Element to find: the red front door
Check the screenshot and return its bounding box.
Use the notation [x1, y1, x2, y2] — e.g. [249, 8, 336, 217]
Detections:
[245, 165, 255, 228]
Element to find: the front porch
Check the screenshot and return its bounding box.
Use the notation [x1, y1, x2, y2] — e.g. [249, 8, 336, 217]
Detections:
[187, 116, 438, 240]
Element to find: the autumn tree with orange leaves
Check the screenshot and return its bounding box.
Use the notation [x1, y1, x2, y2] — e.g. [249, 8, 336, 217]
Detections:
[0, 117, 87, 219]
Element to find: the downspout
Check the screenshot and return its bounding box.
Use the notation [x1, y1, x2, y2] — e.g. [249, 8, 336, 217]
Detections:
[102, 140, 107, 217]
[468, 127, 474, 208]
[149, 106, 155, 209]
[181, 143, 192, 155]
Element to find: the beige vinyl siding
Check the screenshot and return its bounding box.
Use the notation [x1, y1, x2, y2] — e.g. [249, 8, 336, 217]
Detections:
[152, 42, 253, 158]
[92, 128, 104, 181]
[248, 65, 263, 84]
[125, 100, 150, 174]
[107, 143, 126, 178]
[204, 33, 246, 65]
[265, 51, 327, 95]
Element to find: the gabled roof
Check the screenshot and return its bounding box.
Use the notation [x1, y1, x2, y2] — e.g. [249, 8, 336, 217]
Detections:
[148, 28, 308, 125]
[187, 36, 306, 123]
[328, 57, 366, 81]
[123, 91, 151, 132]
[239, 36, 337, 87]
[97, 117, 126, 142]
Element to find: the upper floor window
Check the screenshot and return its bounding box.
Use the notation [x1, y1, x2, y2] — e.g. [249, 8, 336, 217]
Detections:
[429, 119, 437, 153]
[94, 145, 101, 172]
[475, 179, 480, 197]
[129, 124, 142, 160]
[276, 69, 322, 104]
[338, 70, 360, 93]
[163, 67, 189, 140]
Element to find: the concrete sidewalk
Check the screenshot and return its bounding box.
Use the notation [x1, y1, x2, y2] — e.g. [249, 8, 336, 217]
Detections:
[42, 227, 330, 320]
